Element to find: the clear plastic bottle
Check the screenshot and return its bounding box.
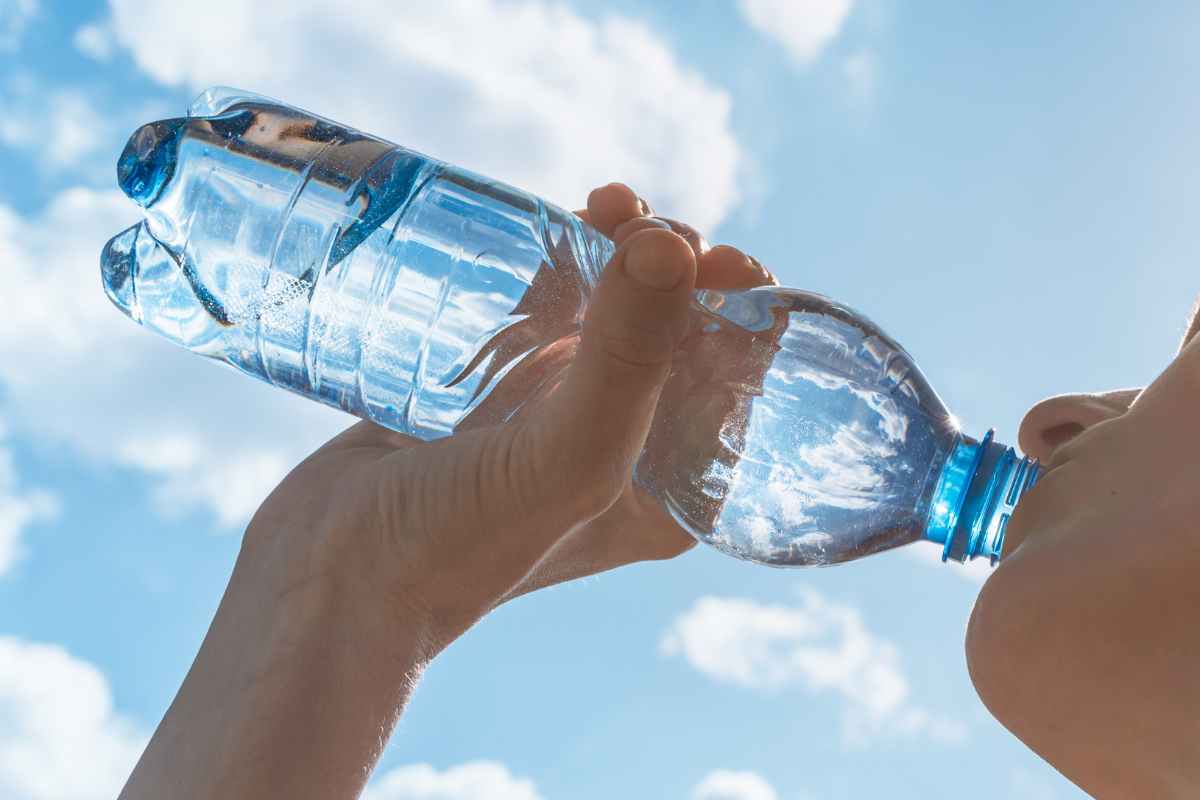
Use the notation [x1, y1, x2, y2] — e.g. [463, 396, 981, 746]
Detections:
[102, 86, 1038, 569]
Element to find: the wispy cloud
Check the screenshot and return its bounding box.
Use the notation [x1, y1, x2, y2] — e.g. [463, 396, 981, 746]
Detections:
[0, 636, 146, 800]
[0, 188, 346, 530]
[119, 437, 293, 528]
[0, 75, 112, 172]
[98, 0, 742, 231]
[661, 592, 967, 747]
[737, 0, 855, 66]
[0, 425, 57, 577]
[72, 22, 115, 61]
[0, 72, 172, 181]
[692, 769, 779, 800]
[0, 0, 37, 52]
[842, 49, 877, 103]
[364, 761, 541, 800]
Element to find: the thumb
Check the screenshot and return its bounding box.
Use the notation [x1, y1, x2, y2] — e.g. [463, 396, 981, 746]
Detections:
[530, 227, 697, 518]
[365, 228, 695, 628]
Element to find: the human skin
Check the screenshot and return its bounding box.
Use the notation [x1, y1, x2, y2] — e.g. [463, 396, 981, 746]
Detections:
[117, 183, 777, 800]
[966, 312, 1200, 797]
[117, 178, 1196, 800]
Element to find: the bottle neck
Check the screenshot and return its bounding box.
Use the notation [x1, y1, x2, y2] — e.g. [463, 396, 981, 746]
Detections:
[924, 430, 1040, 565]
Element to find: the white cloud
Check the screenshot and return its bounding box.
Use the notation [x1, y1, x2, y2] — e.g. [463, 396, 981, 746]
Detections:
[737, 0, 855, 66]
[0, 0, 37, 51]
[0, 75, 112, 171]
[365, 761, 541, 800]
[692, 769, 778, 800]
[0, 636, 146, 800]
[72, 22, 115, 61]
[842, 49, 876, 102]
[99, 0, 741, 232]
[0, 431, 57, 577]
[0, 188, 349, 529]
[661, 593, 966, 747]
[0, 73, 169, 181]
[120, 438, 293, 528]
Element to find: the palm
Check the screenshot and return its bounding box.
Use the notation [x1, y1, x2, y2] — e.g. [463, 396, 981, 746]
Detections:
[324, 394, 692, 605]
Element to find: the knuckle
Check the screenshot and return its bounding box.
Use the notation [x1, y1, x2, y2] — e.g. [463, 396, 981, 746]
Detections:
[596, 327, 676, 372]
[649, 215, 709, 255]
[586, 185, 607, 207]
[585, 312, 680, 375]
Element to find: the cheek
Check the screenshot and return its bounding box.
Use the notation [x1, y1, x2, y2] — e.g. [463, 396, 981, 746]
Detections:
[1003, 410, 1194, 573]
[1040, 421, 1085, 450]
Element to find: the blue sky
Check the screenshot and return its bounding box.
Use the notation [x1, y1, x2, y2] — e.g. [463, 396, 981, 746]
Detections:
[2, 1, 1198, 798]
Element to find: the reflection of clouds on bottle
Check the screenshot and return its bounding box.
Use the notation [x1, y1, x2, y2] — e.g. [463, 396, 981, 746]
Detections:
[453, 227, 589, 431]
[637, 288, 790, 544]
[638, 287, 959, 567]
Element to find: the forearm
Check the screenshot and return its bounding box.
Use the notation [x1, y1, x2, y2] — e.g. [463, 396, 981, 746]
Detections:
[120, 536, 431, 800]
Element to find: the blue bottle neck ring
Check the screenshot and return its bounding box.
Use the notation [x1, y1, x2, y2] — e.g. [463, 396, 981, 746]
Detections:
[924, 430, 1040, 565]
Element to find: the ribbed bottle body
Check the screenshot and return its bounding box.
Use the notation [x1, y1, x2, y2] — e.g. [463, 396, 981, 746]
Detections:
[104, 91, 611, 438]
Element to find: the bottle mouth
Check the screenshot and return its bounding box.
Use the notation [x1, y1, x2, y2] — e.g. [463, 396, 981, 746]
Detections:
[100, 220, 228, 351]
[925, 430, 1040, 565]
[117, 117, 187, 207]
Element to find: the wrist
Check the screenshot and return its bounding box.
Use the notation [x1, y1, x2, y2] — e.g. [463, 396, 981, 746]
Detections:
[121, 533, 432, 800]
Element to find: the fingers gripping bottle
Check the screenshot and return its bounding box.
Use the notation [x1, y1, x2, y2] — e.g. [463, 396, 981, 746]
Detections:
[102, 87, 1039, 570]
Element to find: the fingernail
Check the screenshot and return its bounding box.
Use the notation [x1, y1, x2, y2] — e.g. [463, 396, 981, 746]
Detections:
[624, 237, 687, 290]
[638, 197, 653, 216]
[615, 216, 672, 239]
[653, 216, 710, 256]
[748, 255, 776, 284]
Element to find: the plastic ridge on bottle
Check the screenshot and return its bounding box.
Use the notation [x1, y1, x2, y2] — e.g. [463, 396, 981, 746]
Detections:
[923, 430, 1041, 564]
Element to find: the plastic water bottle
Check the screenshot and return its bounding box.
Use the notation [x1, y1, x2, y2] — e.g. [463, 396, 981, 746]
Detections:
[101, 86, 1039, 569]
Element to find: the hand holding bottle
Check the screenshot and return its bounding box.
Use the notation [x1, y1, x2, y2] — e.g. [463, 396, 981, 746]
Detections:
[118, 183, 776, 800]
